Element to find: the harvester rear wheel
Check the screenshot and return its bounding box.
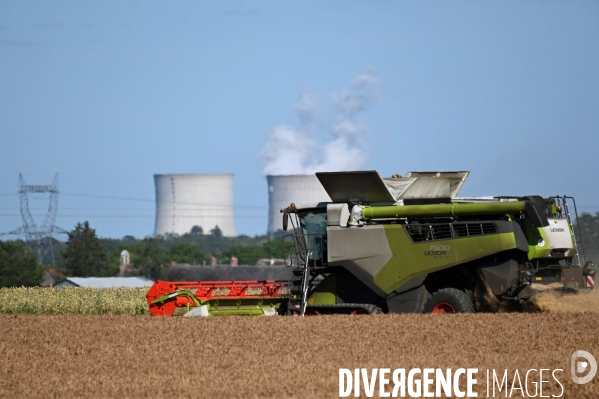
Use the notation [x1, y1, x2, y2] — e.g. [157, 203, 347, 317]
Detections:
[424, 288, 475, 314]
[431, 302, 455, 314]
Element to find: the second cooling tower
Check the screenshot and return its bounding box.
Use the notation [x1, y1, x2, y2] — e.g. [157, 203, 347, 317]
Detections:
[267, 175, 331, 234]
[154, 174, 236, 237]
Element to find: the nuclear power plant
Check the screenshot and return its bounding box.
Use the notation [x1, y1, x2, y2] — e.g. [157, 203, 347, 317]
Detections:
[266, 175, 331, 234]
[153, 173, 333, 237]
[154, 174, 236, 237]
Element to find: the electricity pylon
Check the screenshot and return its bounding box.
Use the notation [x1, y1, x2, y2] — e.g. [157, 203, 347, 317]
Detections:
[4, 174, 66, 266]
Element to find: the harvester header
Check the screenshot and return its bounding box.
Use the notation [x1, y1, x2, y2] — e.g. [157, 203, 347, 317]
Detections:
[147, 280, 288, 316]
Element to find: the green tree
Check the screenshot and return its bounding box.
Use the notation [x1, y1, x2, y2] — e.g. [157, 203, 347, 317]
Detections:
[0, 241, 43, 287]
[574, 212, 599, 263]
[222, 240, 287, 265]
[261, 240, 288, 259]
[165, 242, 206, 265]
[189, 225, 203, 235]
[210, 225, 223, 237]
[62, 221, 113, 277]
[133, 238, 167, 280]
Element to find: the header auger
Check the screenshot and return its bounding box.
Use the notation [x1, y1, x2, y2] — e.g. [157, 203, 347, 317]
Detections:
[147, 170, 595, 316]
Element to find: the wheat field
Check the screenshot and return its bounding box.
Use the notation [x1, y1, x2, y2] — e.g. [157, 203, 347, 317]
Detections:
[1, 286, 598, 398]
[0, 287, 149, 315]
[1, 312, 598, 398]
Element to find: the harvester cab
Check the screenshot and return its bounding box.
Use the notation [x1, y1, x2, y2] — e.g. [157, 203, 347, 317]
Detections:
[281, 170, 595, 316]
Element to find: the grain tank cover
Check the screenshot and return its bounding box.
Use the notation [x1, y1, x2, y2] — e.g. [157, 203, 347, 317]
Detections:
[403, 171, 470, 199]
[316, 171, 395, 203]
[316, 170, 470, 203]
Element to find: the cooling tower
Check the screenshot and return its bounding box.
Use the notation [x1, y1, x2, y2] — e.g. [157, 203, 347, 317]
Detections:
[154, 174, 236, 237]
[267, 175, 331, 234]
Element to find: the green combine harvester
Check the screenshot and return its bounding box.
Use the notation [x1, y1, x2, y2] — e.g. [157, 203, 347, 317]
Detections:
[281, 170, 595, 315]
[147, 170, 595, 316]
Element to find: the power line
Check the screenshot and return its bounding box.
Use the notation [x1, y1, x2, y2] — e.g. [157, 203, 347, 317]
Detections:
[60, 191, 267, 209]
[0, 213, 267, 219]
[0, 206, 268, 211]
[61, 191, 155, 203]
[11, 190, 599, 208]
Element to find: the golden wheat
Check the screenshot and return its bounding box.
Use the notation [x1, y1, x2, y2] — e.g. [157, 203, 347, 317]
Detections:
[1, 313, 598, 398]
[0, 287, 149, 315]
[528, 287, 599, 313]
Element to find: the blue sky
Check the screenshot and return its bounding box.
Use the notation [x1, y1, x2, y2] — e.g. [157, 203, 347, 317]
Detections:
[1, 1, 598, 239]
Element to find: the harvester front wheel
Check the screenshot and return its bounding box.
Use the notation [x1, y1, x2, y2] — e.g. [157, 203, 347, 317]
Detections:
[424, 288, 475, 314]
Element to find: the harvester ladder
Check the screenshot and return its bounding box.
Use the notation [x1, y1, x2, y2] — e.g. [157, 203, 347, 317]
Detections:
[286, 234, 324, 316]
[561, 196, 582, 267]
[288, 266, 310, 315]
[282, 208, 325, 316]
[298, 263, 310, 316]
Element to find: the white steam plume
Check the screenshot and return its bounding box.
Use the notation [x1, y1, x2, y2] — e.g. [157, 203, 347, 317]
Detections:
[259, 70, 380, 176]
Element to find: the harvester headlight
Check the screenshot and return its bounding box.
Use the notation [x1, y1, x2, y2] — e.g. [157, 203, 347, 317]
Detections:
[557, 205, 563, 212]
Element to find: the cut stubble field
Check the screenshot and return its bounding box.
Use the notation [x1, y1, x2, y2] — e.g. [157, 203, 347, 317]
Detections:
[1, 312, 598, 398]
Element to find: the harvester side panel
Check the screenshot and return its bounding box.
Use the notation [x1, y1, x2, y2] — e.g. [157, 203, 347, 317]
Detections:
[325, 220, 523, 298]
[326, 224, 392, 297]
[521, 219, 551, 260]
[374, 225, 520, 294]
[478, 256, 521, 296]
[540, 218, 576, 258]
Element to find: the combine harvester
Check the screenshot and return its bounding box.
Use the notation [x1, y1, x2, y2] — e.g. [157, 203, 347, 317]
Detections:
[146, 170, 595, 316]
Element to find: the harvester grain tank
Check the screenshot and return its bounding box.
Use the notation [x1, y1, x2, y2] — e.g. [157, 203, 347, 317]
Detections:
[146, 170, 595, 316]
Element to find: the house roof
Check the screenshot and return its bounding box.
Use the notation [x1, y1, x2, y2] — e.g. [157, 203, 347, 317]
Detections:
[46, 269, 66, 280]
[62, 277, 153, 288]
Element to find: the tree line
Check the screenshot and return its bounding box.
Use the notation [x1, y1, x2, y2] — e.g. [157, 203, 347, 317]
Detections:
[574, 212, 599, 264]
[0, 221, 288, 287]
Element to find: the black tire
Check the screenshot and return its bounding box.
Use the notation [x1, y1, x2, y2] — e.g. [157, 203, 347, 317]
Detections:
[424, 288, 475, 314]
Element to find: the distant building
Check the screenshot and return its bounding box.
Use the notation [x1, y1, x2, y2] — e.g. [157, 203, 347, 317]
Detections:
[40, 269, 66, 287]
[120, 250, 130, 266]
[119, 250, 133, 276]
[54, 277, 153, 289]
